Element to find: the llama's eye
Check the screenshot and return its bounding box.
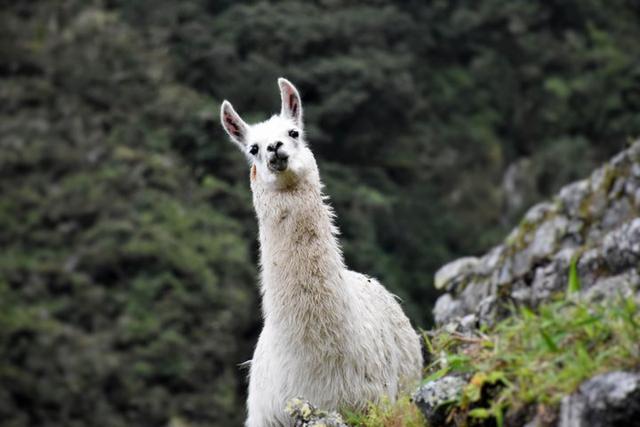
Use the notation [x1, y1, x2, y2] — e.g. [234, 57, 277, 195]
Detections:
[288, 129, 299, 139]
[249, 144, 259, 155]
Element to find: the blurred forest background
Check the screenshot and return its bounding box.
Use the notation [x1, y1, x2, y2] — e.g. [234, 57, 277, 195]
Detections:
[1, 0, 640, 426]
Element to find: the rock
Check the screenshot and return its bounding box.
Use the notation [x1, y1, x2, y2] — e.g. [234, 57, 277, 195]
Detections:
[476, 245, 505, 276]
[475, 295, 498, 326]
[413, 376, 467, 426]
[580, 270, 640, 303]
[603, 218, 640, 273]
[601, 198, 633, 232]
[561, 218, 585, 247]
[495, 256, 514, 287]
[285, 398, 347, 427]
[633, 188, 640, 209]
[558, 179, 590, 218]
[626, 175, 640, 195]
[529, 248, 575, 303]
[459, 314, 478, 332]
[507, 214, 571, 279]
[609, 176, 626, 200]
[523, 201, 556, 225]
[576, 247, 606, 290]
[459, 278, 493, 311]
[588, 190, 608, 219]
[439, 314, 479, 335]
[610, 150, 630, 169]
[528, 216, 569, 261]
[590, 164, 613, 192]
[433, 293, 464, 325]
[558, 371, 640, 427]
[511, 281, 532, 304]
[434, 257, 479, 290]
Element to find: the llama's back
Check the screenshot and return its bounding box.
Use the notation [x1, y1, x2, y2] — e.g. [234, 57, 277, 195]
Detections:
[345, 270, 423, 396]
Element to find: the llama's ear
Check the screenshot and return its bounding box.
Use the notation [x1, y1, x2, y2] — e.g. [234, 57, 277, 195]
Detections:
[220, 100, 249, 149]
[278, 78, 303, 127]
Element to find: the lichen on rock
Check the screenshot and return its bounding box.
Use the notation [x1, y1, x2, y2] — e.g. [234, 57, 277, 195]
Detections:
[285, 398, 347, 427]
[413, 376, 467, 426]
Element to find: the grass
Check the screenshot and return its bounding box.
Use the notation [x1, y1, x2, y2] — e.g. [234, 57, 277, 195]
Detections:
[343, 396, 426, 427]
[344, 292, 639, 426]
[422, 294, 640, 426]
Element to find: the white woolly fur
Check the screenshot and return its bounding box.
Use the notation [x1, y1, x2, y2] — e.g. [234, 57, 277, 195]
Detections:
[220, 78, 422, 427]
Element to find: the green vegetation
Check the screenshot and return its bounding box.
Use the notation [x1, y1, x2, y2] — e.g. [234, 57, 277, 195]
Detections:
[2, 1, 640, 426]
[343, 396, 425, 427]
[421, 295, 640, 425]
[343, 293, 639, 427]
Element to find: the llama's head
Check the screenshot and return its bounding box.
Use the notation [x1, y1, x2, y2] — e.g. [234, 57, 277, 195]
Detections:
[220, 78, 316, 189]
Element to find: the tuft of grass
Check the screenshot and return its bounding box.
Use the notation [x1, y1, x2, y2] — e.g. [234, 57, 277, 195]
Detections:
[423, 294, 640, 424]
[343, 396, 425, 427]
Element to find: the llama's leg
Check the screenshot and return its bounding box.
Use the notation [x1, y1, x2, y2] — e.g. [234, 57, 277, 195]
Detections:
[246, 330, 290, 427]
[246, 369, 289, 427]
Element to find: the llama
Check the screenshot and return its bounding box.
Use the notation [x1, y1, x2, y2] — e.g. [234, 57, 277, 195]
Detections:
[220, 78, 422, 427]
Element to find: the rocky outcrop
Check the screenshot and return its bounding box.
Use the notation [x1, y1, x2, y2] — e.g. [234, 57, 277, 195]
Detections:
[558, 371, 640, 427]
[413, 376, 467, 426]
[420, 141, 640, 427]
[285, 398, 347, 427]
[434, 140, 640, 326]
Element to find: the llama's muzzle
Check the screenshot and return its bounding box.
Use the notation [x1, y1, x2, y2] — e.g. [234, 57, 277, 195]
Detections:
[268, 149, 289, 172]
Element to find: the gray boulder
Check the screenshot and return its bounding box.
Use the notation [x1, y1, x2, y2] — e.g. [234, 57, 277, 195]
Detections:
[434, 257, 480, 291]
[413, 376, 467, 426]
[433, 293, 464, 325]
[285, 398, 347, 427]
[559, 371, 640, 427]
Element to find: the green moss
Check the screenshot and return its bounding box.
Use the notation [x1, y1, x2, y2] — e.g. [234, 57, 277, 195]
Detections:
[577, 163, 628, 228]
[597, 164, 621, 195]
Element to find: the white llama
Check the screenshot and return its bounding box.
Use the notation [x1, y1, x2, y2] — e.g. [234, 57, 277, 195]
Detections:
[220, 78, 422, 427]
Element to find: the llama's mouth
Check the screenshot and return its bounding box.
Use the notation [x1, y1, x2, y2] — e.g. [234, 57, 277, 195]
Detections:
[268, 154, 289, 172]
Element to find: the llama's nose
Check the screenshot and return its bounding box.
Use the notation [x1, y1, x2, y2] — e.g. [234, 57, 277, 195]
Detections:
[267, 141, 283, 152]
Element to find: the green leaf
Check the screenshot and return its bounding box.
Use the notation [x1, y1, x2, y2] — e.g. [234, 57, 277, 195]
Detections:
[495, 404, 504, 427]
[567, 255, 581, 294]
[539, 328, 559, 352]
[469, 408, 491, 419]
[447, 354, 472, 371]
[486, 370, 509, 386]
[422, 330, 435, 354]
[520, 306, 536, 321]
[422, 368, 449, 384]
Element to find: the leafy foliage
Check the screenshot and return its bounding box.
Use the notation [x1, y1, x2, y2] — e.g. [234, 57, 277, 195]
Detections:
[0, 2, 257, 426]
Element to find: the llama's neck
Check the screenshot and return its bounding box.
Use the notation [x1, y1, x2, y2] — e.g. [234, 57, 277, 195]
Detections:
[252, 172, 349, 337]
